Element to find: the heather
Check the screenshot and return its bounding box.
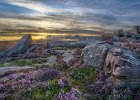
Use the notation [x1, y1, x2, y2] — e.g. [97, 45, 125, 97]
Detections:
[1, 0, 140, 99]
[0, 33, 140, 100]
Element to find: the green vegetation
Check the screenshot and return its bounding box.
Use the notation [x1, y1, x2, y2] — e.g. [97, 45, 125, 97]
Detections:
[47, 62, 57, 67]
[15, 59, 36, 66]
[0, 58, 49, 67]
[0, 62, 14, 67]
[53, 46, 68, 50]
[71, 67, 97, 80]
[24, 79, 70, 100]
[24, 87, 47, 99]
[33, 64, 44, 68]
[70, 67, 97, 94]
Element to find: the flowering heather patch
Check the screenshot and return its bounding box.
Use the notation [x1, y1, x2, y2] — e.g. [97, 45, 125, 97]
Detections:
[68, 55, 81, 67]
[55, 60, 68, 70]
[55, 53, 68, 70]
[0, 66, 73, 99]
[0, 83, 5, 92]
[1, 46, 140, 100]
[0, 68, 60, 99]
[88, 71, 115, 99]
[56, 88, 81, 100]
[57, 77, 69, 87]
[74, 48, 83, 55]
[57, 79, 66, 87]
[23, 79, 72, 99]
[40, 68, 60, 81]
[88, 72, 140, 99]
[67, 48, 83, 68]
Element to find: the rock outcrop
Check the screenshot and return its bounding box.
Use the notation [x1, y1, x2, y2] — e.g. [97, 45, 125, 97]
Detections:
[105, 47, 140, 89]
[2, 34, 32, 57]
[7, 34, 32, 56]
[81, 42, 110, 70]
[82, 41, 140, 89]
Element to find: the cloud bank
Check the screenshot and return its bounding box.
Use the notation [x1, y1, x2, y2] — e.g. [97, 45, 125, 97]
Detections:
[0, 0, 140, 36]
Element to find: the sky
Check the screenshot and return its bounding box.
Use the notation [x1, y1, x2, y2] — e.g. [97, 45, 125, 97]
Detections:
[0, 0, 140, 41]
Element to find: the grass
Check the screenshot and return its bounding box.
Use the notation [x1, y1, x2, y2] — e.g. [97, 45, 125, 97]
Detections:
[24, 87, 47, 99]
[69, 66, 97, 97]
[47, 62, 57, 67]
[70, 77, 85, 92]
[14, 60, 35, 66]
[0, 62, 14, 67]
[0, 57, 49, 67]
[33, 64, 44, 68]
[71, 67, 97, 80]
[24, 79, 71, 100]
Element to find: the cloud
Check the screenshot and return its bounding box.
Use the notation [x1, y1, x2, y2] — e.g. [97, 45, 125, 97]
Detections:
[0, 0, 140, 36]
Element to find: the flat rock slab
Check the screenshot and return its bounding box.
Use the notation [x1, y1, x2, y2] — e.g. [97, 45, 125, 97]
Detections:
[45, 50, 74, 65]
[45, 56, 57, 65]
[56, 49, 74, 64]
[63, 52, 74, 64]
[0, 66, 35, 76]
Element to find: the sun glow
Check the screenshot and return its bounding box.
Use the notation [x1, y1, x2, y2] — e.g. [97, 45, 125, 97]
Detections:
[0, 32, 100, 41]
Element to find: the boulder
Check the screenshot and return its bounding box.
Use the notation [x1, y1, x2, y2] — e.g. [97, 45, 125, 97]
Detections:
[81, 42, 110, 70]
[27, 45, 38, 52]
[6, 34, 32, 57]
[105, 47, 140, 89]
[45, 56, 57, 65]
[82, 40, 140, 89]
[63, 52, 74, 64]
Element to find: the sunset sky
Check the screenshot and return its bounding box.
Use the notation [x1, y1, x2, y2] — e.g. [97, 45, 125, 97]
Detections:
[0, 0, 140, 41]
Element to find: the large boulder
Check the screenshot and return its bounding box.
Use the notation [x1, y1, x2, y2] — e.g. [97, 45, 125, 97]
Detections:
[81, 42, 110, 70]
[105, 47, 140, 89]
[6, 34, 32, 57]
[82, 40, 140, 89]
